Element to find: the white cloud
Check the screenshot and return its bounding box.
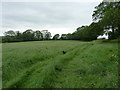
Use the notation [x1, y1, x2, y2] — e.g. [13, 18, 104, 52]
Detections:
[1, 2, 101, 36]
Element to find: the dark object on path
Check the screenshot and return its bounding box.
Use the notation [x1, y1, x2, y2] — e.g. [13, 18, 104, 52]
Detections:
[62, 51, 67, 54]
[55, 67, 62, 72]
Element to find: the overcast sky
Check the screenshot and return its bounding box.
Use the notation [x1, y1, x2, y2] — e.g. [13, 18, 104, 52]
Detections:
[1, 1, 103, 36]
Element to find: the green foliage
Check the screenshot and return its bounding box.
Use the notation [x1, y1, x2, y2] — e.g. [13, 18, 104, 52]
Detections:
[22, 29, 34, 41]
[93, 1, 120, 39]
[53, 34, 60, 40]
[101, 8, 120, 39]
[34, 30, 43, 40]
[2, 29, 52, 42]
[66, 23, 103, 41]
[2, 40, 118, 88]
[60, 34, 67, 40]
[45, 32, 51, 40]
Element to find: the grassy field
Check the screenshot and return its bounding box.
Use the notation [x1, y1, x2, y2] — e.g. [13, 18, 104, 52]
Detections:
[2, 40, 119, 88]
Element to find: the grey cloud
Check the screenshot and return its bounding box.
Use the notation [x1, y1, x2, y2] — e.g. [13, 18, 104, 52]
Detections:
[2, 2, 100, 35]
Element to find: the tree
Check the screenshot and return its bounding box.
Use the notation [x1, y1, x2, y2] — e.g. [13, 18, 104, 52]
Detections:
[41, 30, 51, 40]
[76, 26, 86, 31]
[45, 32, 51, 40]
[14, 31, 23, 41]
[60, 34, 67, 40]
[3, 30, 16, 42]
[53, 34, 60, 40]
[101, 8, 120, 39]
[92, 1, 120, 39]
[4, 30, 16, 36]
[34, 30, 43, 40]
[22, 29, 34, 41]
[93, 1, 120, 21]
[66, 33, 73, 40]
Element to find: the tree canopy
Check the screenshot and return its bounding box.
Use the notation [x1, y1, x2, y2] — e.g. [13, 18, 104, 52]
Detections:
[92, 1, 120, 39]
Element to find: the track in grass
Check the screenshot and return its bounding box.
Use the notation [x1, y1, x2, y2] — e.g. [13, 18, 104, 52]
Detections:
[2, 40, 118, 88]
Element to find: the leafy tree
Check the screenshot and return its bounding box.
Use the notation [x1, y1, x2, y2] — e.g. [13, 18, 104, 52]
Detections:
[76, 26, 86, 31]
[14, 31, 23, 41]
[70, 23, 103, 41]
[34, 30, 43, 40]
[3, 30, 16, 42]
[45, 32, 51, 40]
[4, 30, 16, 36]
[101, 8, 120, 39]
[60, 34, 67, 40]
[41, 30, 51, 40]
[22, 29, 34, 41]
[92, 1, 120, 39]
[66, 33, 73, 40]
[53, 34, 60, 40]
[74, 26, 88, 40]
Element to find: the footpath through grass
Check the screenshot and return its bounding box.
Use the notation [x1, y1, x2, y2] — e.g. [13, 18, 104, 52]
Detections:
[2, 40, 119, 88]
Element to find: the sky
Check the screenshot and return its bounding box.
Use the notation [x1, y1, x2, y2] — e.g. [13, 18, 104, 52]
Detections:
[1, 0, 103, 36]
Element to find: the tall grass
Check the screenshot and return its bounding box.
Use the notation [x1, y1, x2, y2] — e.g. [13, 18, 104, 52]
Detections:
[2, 40, 118, 88]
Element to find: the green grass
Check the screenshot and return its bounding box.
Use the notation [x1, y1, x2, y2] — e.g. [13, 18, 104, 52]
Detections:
[2, 40, 119, 88]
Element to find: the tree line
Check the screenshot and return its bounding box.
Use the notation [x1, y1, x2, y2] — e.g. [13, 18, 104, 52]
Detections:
[2, 29, 69, 42]
[2, 29, 51, 42]
[2, 1, 120, 42]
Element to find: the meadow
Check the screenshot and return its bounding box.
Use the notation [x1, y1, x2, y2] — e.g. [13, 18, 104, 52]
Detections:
[2, 40, 119, 88]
